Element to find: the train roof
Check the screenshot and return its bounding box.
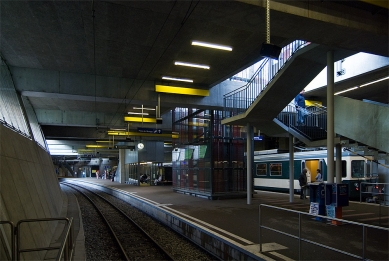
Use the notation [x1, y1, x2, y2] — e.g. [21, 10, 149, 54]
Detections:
[253, 149, 365, 161]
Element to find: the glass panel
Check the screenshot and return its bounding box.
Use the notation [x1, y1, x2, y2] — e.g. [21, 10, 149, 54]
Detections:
[351, 160, 365, 178]
[270, 163, 282, 176]
[256, 163, 267, 176]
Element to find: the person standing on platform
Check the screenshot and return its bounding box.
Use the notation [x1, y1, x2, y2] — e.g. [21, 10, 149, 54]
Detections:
[305, 168, 311, 197]
[299, 168, 308, 199]
[295, 89, 306, 126]
[111, 171, 115, 182]
[154, 174, 162, 185]
[315, 169, 322, 182]
[96, 170, 100, 179]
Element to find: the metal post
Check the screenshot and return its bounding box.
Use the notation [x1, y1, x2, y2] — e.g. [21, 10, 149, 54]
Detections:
[247, 123, 253, 204]
[298, 213, 302, 261]
[289, 133, 294, 202]
[266, 0, 270, 44]
[65, 239, 69, 261]
[119, 149, 125, 184]
[336, 143, 342, 184]
[362, 225, 366, 260]
[259, 205, 262, 252]
[327, 50, 335, 183]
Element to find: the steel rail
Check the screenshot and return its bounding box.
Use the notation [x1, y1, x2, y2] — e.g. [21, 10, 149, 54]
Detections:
[63, 183, 131, 261]
[64, 183, 175, 260]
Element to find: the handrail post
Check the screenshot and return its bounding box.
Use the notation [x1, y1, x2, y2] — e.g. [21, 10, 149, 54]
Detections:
[0, 221, 15, 261]
[298, 212, 302, 261]
[259, 204, 262, 252]
[16, 223, 21, 261]
[362, 225, 366, 260]
[65, 239, 69, 261]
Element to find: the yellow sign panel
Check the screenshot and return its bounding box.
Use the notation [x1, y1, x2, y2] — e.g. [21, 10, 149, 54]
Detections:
[124, 116, 156, 123]
[155, 85, 209, 96]
[107, 130, 178, 139]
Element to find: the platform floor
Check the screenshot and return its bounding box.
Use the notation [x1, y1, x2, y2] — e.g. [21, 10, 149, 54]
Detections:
[63, 178, 389, 261]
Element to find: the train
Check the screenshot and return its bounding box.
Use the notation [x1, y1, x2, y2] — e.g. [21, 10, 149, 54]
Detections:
[253, 149, 377, 200]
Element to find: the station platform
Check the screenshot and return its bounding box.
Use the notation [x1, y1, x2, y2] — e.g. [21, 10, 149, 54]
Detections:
[61, 178, 389, 261]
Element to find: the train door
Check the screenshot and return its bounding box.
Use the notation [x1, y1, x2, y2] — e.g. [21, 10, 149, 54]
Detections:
[304, 160, 319, 182]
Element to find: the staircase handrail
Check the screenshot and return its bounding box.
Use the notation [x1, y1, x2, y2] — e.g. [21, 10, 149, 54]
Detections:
[223, 40, 310, 114]
[276, 103, 328, 141]
[224, 58, 269, 97]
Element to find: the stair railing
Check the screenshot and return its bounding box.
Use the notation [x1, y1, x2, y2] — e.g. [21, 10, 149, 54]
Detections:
[223, 40, 310, 117]
[276, 103, 328, 141]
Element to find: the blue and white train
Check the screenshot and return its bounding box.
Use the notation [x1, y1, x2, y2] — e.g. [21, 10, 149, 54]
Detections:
[253, 149, 376, 199]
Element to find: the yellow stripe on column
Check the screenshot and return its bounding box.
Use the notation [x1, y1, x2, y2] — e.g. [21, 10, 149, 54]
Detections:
[155, 85, 209, 96]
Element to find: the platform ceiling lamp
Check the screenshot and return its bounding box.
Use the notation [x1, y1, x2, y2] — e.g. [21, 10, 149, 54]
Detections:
[259, 0, 281, 60]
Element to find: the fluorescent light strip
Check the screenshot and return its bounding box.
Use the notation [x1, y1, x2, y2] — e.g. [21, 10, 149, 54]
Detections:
[162, 76, 193, 83]
[192, 40, 232, 51]
[359, 76, 389, 87]
[175, 61, 210, 69]
[334, 87, 359, 95]
[128, 112, 149, 115]
[133, 107, 155, 110]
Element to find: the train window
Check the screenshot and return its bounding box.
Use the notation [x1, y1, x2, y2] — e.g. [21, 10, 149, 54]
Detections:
[270, 163, 282, 176]
[256, 163, 267, 176]
[351, 160, 365, 178]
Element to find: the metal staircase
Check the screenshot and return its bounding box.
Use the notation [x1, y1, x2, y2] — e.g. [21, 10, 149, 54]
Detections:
[222, 40, 330, 143]
[276, 103, 328, 143]
[223, 40, 310, 117]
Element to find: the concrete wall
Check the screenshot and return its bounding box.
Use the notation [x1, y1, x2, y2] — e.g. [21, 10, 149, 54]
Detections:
[0, 125, 63, 260]
[335, 96, 389, 153]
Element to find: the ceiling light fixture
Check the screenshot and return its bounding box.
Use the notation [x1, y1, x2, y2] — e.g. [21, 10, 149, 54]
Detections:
[334, 87, 359, 95]
[110, 128, 126, 131]
[162, 76, 193, 83]
[359, 76, 389, 88]
[191, 40, 232, 51]
[334, 76, 389, 95]
[175, 61, 210, 70]
[127, 112, 149, 115]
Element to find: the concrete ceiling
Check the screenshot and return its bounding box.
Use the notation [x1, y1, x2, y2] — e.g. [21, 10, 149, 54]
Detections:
[0, 0, 388, 157]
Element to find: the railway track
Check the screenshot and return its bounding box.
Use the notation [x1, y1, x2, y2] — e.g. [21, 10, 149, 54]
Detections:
[62, 183, 218, 261]
[64, 183, 175, 260]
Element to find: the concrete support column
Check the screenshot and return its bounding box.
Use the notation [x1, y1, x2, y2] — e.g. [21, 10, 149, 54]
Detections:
[118, 149, 125, 183]
[247, 123, 253, 205]
[336, 143, 342, 184]
[327, 50, 335, 183]
[289, 134, 294, 203]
